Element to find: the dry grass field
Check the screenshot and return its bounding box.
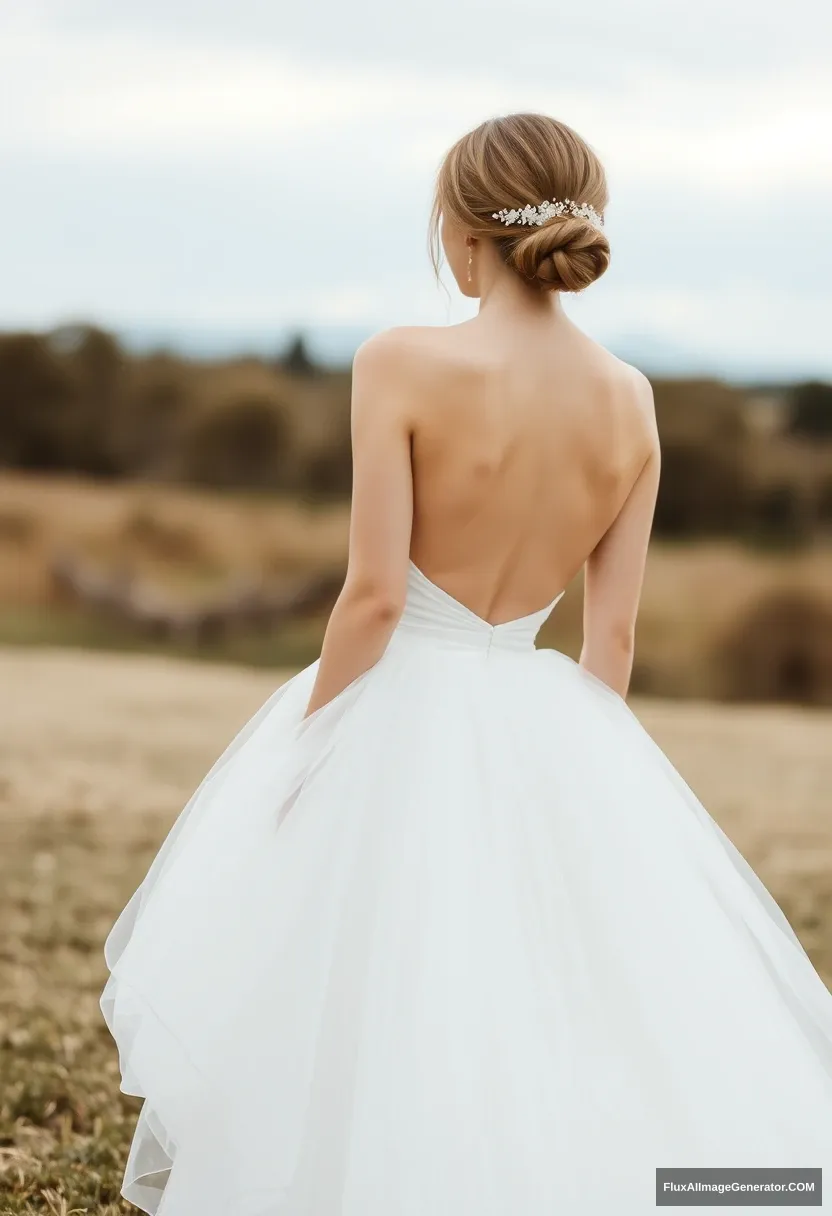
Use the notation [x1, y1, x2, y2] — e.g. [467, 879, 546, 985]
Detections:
[1, 646, 832, 1213]
[3, 471, 832, 700]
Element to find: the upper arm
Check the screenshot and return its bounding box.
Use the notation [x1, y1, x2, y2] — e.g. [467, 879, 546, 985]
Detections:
[583, 374, 660, 645]
[343, 331, 416, 608]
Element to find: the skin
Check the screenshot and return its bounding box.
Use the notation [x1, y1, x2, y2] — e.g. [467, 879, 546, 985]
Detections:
[303, 214, 659, 716]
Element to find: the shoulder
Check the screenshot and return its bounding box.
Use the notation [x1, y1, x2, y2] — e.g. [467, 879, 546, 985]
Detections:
[599, 353, 658, 444]
[620, 363, 660, 470]
[352, 326, 452, 377]
[353, 325, 476, 384]
[603, 353, 655, 412]
[585, 348, 659, 471]
[351, 327, 465, 422]
[348, 328, 438, 431]
[572, 327, 655, 410]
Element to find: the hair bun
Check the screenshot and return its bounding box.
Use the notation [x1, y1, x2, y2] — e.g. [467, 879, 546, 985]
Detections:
[504, 215, 610, 293]
[430, 114, 611, 295]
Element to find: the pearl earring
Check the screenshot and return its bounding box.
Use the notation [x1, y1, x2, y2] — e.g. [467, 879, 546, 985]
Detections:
[467, 245, 473, 284]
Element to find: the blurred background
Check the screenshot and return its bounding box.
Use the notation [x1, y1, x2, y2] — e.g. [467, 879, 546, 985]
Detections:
[0, 0, 831, 699]
[1, 2, 831, 1213]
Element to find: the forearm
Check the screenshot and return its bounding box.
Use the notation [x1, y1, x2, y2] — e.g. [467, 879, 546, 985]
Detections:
[303, 586, 402, 718]
[579, 633, 635, 700]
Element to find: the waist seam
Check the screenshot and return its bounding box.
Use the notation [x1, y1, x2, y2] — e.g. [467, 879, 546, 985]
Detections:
[389, 624, 536, 656]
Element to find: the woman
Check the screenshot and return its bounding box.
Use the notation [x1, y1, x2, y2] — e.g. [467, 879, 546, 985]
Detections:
[102, 114, 832, 1214]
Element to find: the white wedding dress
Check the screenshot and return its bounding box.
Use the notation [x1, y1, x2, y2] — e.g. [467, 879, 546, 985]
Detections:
[102, 559, 832, 1215]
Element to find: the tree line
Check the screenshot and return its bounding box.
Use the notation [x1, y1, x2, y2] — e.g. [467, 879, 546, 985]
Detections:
[1, 325, 832, 543]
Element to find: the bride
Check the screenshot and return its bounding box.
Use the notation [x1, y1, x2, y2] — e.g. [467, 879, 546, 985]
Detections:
[101, 113, 832, 1214]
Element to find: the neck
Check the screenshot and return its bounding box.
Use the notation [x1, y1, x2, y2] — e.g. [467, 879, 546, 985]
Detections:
[475, 256, 566, 326]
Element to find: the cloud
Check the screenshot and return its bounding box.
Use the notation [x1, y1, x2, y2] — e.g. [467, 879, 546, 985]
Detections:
[39, 0, 832, 84]
[1, 1, 830, 375]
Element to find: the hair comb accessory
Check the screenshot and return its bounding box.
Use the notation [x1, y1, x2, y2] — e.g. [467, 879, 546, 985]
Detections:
[491, 198, 604, 231]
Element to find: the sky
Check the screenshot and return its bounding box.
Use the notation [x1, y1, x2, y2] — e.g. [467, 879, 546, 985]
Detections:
[1, 0, 831, 378]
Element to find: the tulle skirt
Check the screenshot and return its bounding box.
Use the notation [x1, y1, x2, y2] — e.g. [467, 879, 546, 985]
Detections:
[101, 635, 832, 1215]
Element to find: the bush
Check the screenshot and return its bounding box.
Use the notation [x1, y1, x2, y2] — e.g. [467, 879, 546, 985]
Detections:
[789, 381, 832, 439]
[179, 395, 292, 490]
[653, 443, 749, 537]
[301, 446, 353, 498]
[65, 326, 126, 474]
[717, 591, 832, 705]
[816, 478, 832, 528]
[116, 357, 192, 476]
[748, 483, 813, 547]
[0, 334, 78, 469]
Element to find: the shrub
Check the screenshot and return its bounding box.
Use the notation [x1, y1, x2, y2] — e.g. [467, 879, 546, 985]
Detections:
[66, 326, 127, 474]
[748, 483, 813, 547]
[789, 381, 832, 439]
[179, 395, 292, 490]
[117, 357, 192, 475]
[0, 334, 78, 469]
[717, 590, 832, 705]
[816, 477, 832, 528]
[653, 443, 749, 537]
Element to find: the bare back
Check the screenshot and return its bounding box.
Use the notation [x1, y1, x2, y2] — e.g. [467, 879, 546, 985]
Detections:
[405, 315, 657, 625]
[306, 308, 659, 716]
[305, 115, 661, 717]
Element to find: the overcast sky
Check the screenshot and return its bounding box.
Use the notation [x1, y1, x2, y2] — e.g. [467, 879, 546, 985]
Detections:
[1, 0, 830, 377]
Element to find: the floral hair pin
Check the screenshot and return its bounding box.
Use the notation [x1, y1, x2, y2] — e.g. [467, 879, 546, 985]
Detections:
[491, 199, 604, 232]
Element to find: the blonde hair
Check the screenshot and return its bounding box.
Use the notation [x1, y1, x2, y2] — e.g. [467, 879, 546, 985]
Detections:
[430, 113, 610, 293]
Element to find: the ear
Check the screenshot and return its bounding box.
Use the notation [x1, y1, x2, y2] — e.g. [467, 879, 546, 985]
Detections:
[465, 234, 477, 248]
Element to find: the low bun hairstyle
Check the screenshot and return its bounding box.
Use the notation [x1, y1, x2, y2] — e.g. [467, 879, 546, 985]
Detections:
[505, 214, 609, 293]
[430, 113, 610, 293]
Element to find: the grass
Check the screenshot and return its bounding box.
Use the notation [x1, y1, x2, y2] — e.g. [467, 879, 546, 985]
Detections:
[0, 604, 328, 672]
[2, 648, 832, 1212]
[0, 472, 350, 607]
[0, 809, 160, 1214]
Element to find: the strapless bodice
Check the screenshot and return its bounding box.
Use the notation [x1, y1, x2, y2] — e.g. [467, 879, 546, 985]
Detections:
[391, 561, 564, 654]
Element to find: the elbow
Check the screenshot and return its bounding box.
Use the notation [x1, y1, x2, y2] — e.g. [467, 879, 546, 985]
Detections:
[367, 591, 403, 628]
[581, 621, 636, 699]
[586, 620, 635, 664]
[608, 622, 636, 656]
[342, 576, 405, 629]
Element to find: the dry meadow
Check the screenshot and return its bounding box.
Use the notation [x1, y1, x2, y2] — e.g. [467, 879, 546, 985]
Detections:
[3, 472, 832, 702]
